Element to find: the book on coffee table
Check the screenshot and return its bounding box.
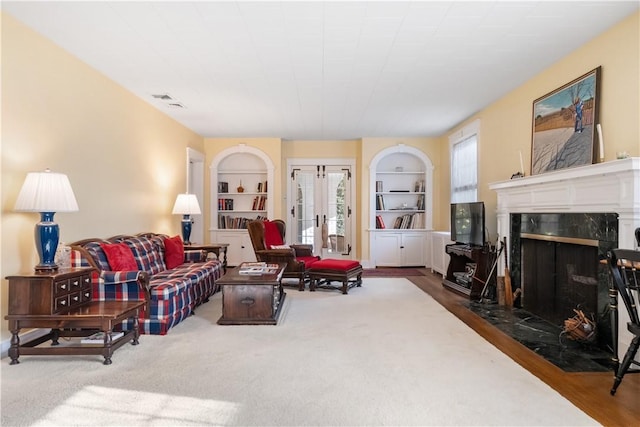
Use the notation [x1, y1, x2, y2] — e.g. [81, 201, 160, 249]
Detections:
[238, 262, 280, 275]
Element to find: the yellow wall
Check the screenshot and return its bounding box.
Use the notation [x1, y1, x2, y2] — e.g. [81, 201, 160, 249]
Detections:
[1, 14, 205, 338]
[441, 11, 640, 242]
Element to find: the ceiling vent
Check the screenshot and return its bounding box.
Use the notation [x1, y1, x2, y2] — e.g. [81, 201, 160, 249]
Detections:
[152, 93, 173, 100]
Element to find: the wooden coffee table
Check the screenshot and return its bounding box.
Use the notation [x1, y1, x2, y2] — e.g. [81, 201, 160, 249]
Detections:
[217, 263, 286, 325]
[5, 300, 145, 365]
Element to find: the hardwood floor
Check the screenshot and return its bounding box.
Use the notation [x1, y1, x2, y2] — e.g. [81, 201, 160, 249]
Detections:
[408, 270, 639, 427]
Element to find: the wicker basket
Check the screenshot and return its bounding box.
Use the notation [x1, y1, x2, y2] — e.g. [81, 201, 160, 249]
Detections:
[563, 309, 596, 343]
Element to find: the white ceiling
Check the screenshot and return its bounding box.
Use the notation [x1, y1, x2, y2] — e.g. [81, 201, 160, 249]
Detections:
[3, 1, 638, 140]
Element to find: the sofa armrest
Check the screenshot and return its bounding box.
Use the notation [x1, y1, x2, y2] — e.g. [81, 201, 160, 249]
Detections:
[97, 270, 151, 310]
[184, 249, 207, 263]
[100, 270, 148, 286]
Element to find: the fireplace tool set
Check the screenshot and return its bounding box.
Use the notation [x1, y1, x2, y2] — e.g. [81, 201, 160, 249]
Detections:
[476, 239, 503, 304]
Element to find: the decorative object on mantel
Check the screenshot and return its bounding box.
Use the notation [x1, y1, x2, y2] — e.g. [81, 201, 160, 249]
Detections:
[14, 168, 79, 272]
[531, 66, 601, 175]
[172, 193, 201, 245]
[596, 123, 605, 161]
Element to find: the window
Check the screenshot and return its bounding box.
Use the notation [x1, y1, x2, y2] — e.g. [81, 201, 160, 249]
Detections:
[450, 120, 479, 203]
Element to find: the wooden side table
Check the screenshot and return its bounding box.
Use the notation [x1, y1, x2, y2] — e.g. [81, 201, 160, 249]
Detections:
[187, 243, 229, 273]
[4, 268, 144, 365]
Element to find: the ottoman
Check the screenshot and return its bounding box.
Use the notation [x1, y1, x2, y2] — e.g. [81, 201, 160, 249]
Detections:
[308, 259, 363, 294]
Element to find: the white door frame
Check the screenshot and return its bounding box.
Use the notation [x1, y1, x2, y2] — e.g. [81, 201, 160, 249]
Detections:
[186, 147, 205, 244]
[286, 158, 356, 259]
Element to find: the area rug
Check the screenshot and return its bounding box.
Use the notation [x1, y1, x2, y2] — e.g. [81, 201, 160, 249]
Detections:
[362, 267, 425, 277]
[1, 278, 596, 426]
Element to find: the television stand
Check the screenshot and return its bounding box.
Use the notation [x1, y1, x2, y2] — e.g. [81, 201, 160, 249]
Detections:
[443, 243, 491, 300]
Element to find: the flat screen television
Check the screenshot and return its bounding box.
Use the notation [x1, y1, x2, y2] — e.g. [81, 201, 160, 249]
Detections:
[450, 202, 485, 247]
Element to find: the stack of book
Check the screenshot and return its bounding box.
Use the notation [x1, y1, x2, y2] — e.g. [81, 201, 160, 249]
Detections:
[238, 262, 280, 275]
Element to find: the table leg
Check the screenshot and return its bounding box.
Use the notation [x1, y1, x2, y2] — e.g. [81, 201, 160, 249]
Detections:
[221, 247, 227, 273]
[51, 328, 60, 345]
[132, 311, 140, 345]
[8, 323, 20, 365]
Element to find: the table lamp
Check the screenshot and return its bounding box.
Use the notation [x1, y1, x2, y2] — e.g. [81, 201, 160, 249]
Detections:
[14, 169, 79, 272]
[172, 193, 201, 245]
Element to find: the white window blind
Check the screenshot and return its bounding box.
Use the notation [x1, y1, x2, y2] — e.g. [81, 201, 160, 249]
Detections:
[450, 121, 479, 203]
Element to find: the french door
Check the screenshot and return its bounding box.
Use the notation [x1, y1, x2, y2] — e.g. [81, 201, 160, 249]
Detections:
[287, 159, 355, 259]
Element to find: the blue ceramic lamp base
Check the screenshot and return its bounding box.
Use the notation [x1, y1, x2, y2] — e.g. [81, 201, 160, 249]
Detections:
[181, 215, 193, 245]
[35, 212, 60, 272]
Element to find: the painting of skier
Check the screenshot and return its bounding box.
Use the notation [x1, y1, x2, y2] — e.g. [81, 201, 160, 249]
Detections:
[531, 67, 601, 175]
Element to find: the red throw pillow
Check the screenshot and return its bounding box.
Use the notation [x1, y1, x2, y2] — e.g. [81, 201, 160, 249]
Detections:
[100, 243, 138, 271]
[164, 235, 184, 269]
[263, 220, 284, 248]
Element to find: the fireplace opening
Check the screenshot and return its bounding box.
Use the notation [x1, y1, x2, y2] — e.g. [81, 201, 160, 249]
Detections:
[512, 212, 619, 354]
[521, 235, 598, 327]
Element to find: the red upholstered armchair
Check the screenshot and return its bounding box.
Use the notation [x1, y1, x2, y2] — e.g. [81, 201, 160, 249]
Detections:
[246, 219, 319, 291]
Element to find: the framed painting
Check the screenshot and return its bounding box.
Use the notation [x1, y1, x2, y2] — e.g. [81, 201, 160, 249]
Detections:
[531, 67, 601, 175]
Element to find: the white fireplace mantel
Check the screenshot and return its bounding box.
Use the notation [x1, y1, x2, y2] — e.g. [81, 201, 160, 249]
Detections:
[490, 157, 639, 357]
[489, 157, 640, 250]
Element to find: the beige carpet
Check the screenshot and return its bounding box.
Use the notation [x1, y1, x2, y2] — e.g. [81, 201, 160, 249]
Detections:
[1, 278, 597, 426]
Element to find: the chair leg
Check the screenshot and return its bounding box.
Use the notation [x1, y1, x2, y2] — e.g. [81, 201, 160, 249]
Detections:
[611, 334, 640, 395]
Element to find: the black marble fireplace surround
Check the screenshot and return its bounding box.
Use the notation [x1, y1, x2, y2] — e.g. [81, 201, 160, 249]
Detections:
[509, 212, 618, 356]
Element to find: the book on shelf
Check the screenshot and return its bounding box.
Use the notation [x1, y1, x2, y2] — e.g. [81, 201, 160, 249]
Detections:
[238, 262, 280, 275]
[391, 213, 424, 229]
[376, 194, 386, 210]
[252, 195, 266, 210]
[81, 331, 124, 344]
[218, 198, 234, 210]
[376, 214, 386, 229]
[218, 215, 267, 229]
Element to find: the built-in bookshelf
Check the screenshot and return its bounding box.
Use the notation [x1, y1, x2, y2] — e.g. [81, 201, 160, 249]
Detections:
[214, 166, 270, 229]
[369, 144, 434, 267]
[210, 144, 275, 266]
[373, 158, 428, 231]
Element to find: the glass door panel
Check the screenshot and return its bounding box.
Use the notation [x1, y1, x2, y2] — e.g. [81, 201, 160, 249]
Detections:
[325, 170, 348, 256]
[293, 169, 316, 246]
[289, 162, 354, 259]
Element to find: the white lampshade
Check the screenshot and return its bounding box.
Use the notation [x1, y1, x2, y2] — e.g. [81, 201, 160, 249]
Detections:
[14, 169, 79, 212]
[172, 193, 201, 215]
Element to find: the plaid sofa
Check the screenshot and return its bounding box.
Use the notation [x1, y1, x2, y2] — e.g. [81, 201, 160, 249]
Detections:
[70, 233, 222, 335]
